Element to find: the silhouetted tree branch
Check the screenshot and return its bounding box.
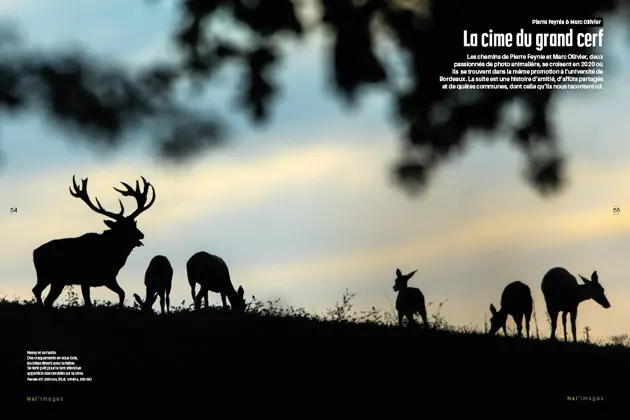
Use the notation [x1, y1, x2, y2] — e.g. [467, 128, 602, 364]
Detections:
[0, 0, 626, 195]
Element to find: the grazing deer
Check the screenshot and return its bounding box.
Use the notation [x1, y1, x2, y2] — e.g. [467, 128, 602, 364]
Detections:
[133, 255, 173, 314]
[32, 175, 156, 308]
[186, 251, 245, 312]
[541, 267, 611, 342]
[392, 268, 428, 328]
[488, 281, 533, 338]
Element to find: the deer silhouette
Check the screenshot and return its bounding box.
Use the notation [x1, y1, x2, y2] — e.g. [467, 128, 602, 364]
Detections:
[133, 255, 173, 314]
[186, 251, 245, 312]
[32, 175, 155, 308]
[541, 267, 611, 342]
[488, 281, 533, 338]
[392, 268, 428, 328]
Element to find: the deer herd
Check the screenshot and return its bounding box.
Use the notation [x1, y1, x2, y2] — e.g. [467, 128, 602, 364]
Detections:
[30, 176, 613, 343]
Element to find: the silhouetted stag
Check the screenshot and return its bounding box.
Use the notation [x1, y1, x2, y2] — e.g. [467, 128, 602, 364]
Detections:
[541, 267, 611, 342]
[488, 281, 533, 338]
[186, 251, 245, 312]
[393, 268, 428, 328]
[133, 255, 173, 314]
[32, 175, 156, 308]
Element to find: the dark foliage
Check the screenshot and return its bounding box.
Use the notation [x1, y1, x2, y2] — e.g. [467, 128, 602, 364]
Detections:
[0, 0, 626, 195]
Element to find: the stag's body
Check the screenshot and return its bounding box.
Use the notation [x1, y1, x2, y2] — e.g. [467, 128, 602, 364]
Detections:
[186, 251, 245, 312]
[32, 175, 155, 308]
[541, 267, 611, 342]
[133, 255, 173, 314]
[393, 268, 428, 328]
[33, 233, 134, 306]
[489, 281, 533, 338]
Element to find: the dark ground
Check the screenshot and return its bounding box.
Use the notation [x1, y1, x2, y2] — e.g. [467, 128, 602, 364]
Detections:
[2, 301, 627, 416]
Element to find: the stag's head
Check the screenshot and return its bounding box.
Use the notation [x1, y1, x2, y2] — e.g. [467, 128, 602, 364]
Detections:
[230, 286, 246, 313]
[70, 175, 156, 249]
[579, 271, 611, 309]
[393, 268, 417, 292]
[488, 303, 508, 335]
[133, 293, 156, 312]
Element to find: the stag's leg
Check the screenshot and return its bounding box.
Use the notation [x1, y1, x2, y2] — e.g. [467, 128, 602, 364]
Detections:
[398, 312, 404, 328]
[548, 309, 559, 340]
[105, 281, 125, 308]
[158, 292, 165, 315]
[204, 291, 209, 309]
[195, 287, 206, 310]
[44, 284, 65, 308]
[525, 312, 531, 339]
[165, 292, 170, 314]
[220, 292, 229, 310]
[419, 307, 428, 328]
[561, 311, 568, 342]
[515, 313, 523, 337]
[32, 262, 50, 306]
[32, 282, 49, 306]
[502, 325, 507, 336]
[570, 310, 578, 342]
[81, 285, 93, 308]
[190, 285, 196, 308]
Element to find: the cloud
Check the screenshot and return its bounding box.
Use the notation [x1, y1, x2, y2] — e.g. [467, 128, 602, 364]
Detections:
[2, 12, 630, 343]
[236, 191, 630, 295]
[0, 0, 37, 16]
[0, 139, 381, 263]
[2, 128, 630, 340]
[2, 69, 630, 344]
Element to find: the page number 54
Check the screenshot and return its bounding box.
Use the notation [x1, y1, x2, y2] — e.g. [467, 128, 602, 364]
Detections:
[613, 206, 621, 215]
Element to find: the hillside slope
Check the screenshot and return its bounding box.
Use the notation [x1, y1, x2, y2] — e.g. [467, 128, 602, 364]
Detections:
[2, 301, 627, 415]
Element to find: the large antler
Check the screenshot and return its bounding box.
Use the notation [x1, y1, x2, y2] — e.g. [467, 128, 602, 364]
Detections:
[69, 175, 125, 221]
[113, 176, 156, 220]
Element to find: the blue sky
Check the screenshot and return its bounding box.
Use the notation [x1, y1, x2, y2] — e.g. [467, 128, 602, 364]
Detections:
[1, 1, 629, 340]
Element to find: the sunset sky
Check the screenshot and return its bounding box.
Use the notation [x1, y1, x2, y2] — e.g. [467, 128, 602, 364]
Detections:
[0, 1, 628, 341]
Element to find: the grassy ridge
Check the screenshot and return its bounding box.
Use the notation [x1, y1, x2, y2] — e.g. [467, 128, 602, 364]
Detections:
[2, 291, 627, 415]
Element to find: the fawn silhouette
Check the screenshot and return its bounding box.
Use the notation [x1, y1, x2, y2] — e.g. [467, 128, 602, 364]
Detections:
[541, 267, 611, 342]
[186, 251, 245, 312]
[488, 281, 533, 338]
[133, 255, 173, 314]
[393, 268, 428, 328]
[32, 176, 155, 308]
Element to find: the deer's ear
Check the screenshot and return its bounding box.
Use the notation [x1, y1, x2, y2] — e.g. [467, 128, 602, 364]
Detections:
[408, 269, 418, 279]
[238, 286, 244, 297]
[104, 220, 116, 228]
[490, 304, 497, 315]
[591, 271, 598, 283]
[579, 275, 590, 284]
[395, 268, 402, 277]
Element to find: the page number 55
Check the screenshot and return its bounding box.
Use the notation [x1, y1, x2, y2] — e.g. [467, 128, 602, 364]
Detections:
[613, 206, 621, 215]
